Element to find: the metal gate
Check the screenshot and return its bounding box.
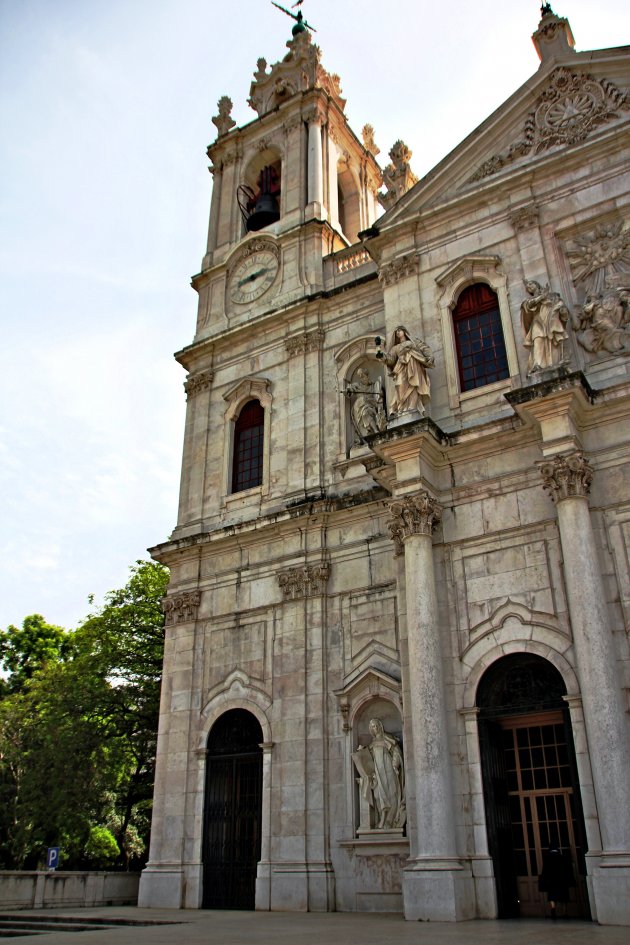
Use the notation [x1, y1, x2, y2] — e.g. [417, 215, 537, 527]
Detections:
[202, 710, 263, 909]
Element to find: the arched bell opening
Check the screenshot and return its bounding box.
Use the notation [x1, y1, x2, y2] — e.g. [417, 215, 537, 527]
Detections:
[202, 709, 263, 909]
[238, 149, 282, 233]
[476, 653, 590, 920]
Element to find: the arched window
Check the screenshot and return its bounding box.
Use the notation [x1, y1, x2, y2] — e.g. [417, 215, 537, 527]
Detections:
[453, 284, 509, 392]
[232, 400, 264, 493]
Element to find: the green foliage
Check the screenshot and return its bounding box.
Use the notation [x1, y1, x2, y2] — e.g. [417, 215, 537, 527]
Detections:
[0, 614, 74, 693]
[84, 826, 120, 867]
[0, 561, 168, 871]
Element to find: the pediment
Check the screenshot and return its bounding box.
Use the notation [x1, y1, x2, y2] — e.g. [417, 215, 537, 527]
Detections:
[378, 51, 630, 229]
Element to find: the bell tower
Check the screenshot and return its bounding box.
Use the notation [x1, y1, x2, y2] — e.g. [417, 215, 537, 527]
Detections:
[195, 20, 382, 339]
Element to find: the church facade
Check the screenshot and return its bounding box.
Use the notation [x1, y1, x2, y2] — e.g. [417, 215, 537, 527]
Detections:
[138, 8, 630, 924]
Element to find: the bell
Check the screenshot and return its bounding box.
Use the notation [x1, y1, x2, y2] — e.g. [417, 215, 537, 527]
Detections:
[246, 192, 280, 232]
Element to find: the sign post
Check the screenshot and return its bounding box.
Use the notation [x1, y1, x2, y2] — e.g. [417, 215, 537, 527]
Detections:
[46, 847, 60, 871]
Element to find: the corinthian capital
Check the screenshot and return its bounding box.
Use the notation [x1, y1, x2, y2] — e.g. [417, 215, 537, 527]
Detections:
[388, 491, 441, 556]
[539, 452, 593, 504]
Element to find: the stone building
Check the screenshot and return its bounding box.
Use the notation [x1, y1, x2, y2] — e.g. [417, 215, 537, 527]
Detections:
[138, 7, 630, 924]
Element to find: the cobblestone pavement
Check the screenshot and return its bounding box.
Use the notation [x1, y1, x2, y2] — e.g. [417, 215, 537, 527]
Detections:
[1, 909, 629, 945]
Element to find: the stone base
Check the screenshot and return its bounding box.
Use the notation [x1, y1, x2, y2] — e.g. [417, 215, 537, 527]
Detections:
[387, 409, 424, 429]
[587, 851, 630, 925]
[137, 866, 184, 909]
[267, 861, 335, 912]
[402, 857, 476, 921]
[356, 828, 404, 840]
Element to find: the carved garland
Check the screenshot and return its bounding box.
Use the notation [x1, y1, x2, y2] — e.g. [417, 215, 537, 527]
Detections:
[163, 591, 202, 626]
[469, 68, 629, 182]
[539, 452, 593, 504]
[387, 491, 442, 557]
[277, 564, 330, 600]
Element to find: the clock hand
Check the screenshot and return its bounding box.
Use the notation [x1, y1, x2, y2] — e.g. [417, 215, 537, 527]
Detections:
[237, 268, 268, 288]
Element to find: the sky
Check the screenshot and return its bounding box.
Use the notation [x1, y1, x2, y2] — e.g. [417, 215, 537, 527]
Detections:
[1, 0, 629, 631]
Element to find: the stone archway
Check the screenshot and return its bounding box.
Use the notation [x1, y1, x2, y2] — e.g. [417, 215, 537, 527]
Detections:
[476, 653, 590, 920]
[202, 709, 263, 909]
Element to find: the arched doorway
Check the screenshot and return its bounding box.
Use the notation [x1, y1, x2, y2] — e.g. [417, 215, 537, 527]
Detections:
[202, 709, 263, 909]
[477, 654, 589, 919]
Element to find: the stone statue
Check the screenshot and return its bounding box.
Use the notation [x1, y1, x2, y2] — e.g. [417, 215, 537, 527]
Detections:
[520, 280, 570, 374]
[353, 719, 406, 831]
[212, 96, 236, 137]
[344, 368, 387, 439]
[376, 326, 434, 416]
[573, 284, 630, 354]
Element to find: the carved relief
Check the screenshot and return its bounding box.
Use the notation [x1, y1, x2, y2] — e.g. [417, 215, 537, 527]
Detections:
[565, 221, 630, 297]
[285, 329, 325, 357]
[539, 452, 594, 504]
[520, 280, 570, 374]
[277, 563, 330, 600]
[378, 141, 418, 210]
[184, 369, 214, 399]
[573, 284, 630, 354]
[163, 591, 201, 626]
[469, 68, 629, 182]
[378, 253, 419, 286]
[211, 96, 236, 138]
[388, 491, 441, 556]
[510, 204, 540, 232]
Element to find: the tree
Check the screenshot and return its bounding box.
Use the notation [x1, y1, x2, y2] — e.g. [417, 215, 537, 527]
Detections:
[0, 614, 74, 693]
[0, 560, 168, 870]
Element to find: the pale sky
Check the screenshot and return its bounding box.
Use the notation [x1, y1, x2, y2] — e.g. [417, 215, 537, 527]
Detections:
[1, 0, 629, 630]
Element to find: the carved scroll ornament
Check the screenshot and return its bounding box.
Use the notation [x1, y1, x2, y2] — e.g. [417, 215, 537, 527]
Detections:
[388, 491, 441, 556]
[539, 452, 593, 504]
[163, 591, 201, 626]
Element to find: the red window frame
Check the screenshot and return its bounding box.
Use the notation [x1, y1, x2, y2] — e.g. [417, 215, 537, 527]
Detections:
[232, 400, 264, 493]
[453, 283, 509, 392]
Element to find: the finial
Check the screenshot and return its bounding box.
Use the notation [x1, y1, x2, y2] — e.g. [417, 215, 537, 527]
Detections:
[271, 1, 317, 36]
[212, 96, 236, 137]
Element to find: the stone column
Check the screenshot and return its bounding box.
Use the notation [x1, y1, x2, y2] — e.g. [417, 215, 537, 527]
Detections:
[204, 164, 222, 263]
[388, 492, 474, 920]
[307, 114, 324, 217]
[540, 452, 630, 922]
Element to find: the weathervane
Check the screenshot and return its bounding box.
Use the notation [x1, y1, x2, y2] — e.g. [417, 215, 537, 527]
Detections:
[271, 0, 317, 35]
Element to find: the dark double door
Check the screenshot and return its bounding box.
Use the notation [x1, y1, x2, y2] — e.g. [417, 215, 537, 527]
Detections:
[202, 710, 263, 909]
[478, 654, 590, 919]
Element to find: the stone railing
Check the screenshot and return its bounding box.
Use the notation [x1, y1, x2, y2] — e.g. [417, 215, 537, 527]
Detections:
[324, 246, 376, 290]
[0, 871, 140, 910]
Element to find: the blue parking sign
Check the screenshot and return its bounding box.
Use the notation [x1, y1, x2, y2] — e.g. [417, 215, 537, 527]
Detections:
[46, 847, 60, 870]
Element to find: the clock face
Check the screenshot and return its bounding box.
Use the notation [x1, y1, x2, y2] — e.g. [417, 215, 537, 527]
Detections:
[229, 250, 279, 305]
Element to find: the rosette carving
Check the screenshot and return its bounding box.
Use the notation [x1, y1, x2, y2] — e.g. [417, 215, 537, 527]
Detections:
[388, 491, 441, 556]
[539, 452, 593, 504]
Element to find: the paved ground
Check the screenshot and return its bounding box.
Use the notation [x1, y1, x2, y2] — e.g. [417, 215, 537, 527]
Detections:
[1, 908, 628, 945]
